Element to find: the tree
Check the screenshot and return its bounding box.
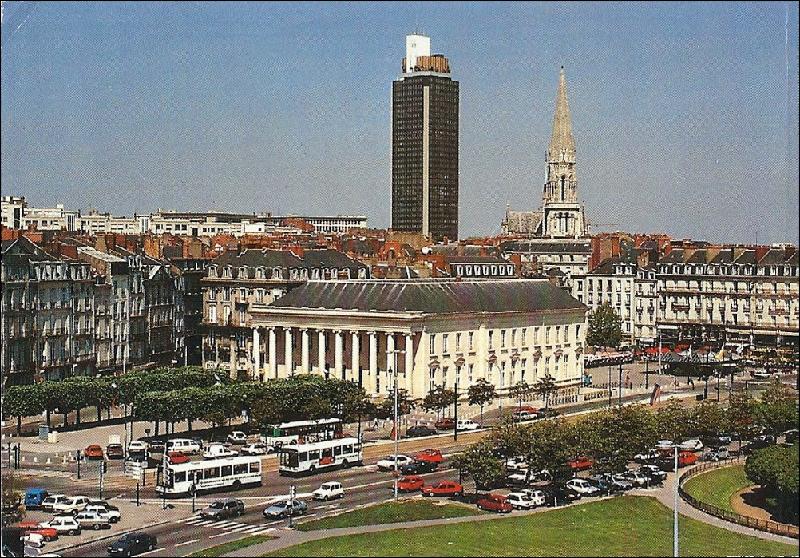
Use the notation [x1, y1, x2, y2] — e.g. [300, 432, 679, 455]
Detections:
[727, 388, 759, 445]
[690, 401, 729, 442]
[517, 419, 575, 483]
[422, 386, 456, 420]
[755, 379, 799, 436]
[508, 380, 531, 412]
[451, 443, 505, 493]
[654, 399, 690, 442]
[745, 445, 799, 524]
[3, 386, 43, 435]
[587, 303, 623, 348]
[468, 379, 496, 426]
[1, 470, 24, 526]
[533, 374, 557, 409]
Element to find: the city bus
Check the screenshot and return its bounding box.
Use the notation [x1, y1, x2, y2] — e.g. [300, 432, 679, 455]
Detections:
[261, 418, 343, 449]
[155, 455, 262, 496]
[278, 437, 362, 476]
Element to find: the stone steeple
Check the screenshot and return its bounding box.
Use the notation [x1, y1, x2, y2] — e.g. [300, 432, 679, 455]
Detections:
[547, 66, 576, 163]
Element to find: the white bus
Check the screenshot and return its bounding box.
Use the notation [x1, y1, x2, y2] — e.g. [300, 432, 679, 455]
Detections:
[156, 455, 262, 496]
[278, 437, 362, 476]
[261, 418, 343, 449]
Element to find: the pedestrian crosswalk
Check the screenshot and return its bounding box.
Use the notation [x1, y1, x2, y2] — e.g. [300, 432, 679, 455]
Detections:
[177, 514, 277, 536]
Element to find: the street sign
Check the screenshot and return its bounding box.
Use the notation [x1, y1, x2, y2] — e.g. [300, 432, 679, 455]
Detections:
[124, 460, 146, 482]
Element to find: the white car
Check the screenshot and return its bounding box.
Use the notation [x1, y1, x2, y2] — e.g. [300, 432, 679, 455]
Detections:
[39, 516, 82, 536]
[203, 443, 239, 459]
[75, 510, 113, 530]
[679, 439, 704, 452]
[656, 440, 675, 450]
[506, 492, 536, 509]
[86, 504, 121, 523]
[127, 440, 149, 455]
[41, 494, 68, 512]
[24, 532, 46, 548]
[457, 419, 480, 431]
[312, 482, 345, 501]
[227, 431, 248, 445]
[634, 449, 661, 463]
[376, 454, 413, 471]
[240, 442, 270, 456]
[622, 470, 651, 487]
[566, 478, 600, 496]
[52, 495, 90, 515]
[520, 488, 547, 506]
[507, 469, 530, 484]
[166, 438, 202, 455]
[506, 457, 529, 471]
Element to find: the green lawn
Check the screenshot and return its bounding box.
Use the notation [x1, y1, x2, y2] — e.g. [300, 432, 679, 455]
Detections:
[296, 500, 483, 531]
[265, 496, 799, 557]
[188, 534, 276, 557]
[683, 464, 752, 513]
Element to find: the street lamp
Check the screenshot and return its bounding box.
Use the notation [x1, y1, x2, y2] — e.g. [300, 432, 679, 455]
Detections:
[387, 348, 406, 501]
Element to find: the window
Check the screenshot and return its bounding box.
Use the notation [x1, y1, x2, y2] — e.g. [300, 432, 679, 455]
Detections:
[442, 334, 449, 353]
[468, 332, 474, 350]
[233, 463, 248, 475]
[468, 364, 474, 384]
[576, 324, 581, 340]
[223, 288, 230, 302]
[208, 288, 216, 301]
[239, 288, 247, 300]
[501, 330, 506, 347]
[545, 327, 551, 344]
[429, 335, 436, 355]
[522, 328, 527, 345]
[488, 331, 494, 349]
[208, 306, 217, 324]
[455, 333, 461, 351]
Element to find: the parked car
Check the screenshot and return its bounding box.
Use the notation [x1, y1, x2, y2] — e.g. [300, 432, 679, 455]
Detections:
[544, 485, 581, 506]
[86, 504, 121, 523]
[702, 433, 732, 447]
[421, 481, 464, 497]
[659, 450, 697, 471]
[23, 488, 49, 510]
[127, 441, 149, 454]
[203, 443, 238, 460]
[167, 452, 190, 465]
[166, 438, 202, 455]
[519, 489, 547, 507]
[38, 516, 81, 536]
[226, 431, 248, 445]
[52, 496, 90, 515]
[587, 475, 614, 496]
[434, 418, 455, 430]
[400, 459, 438, 475]
[147, 439, 166, 454]
[456, 419, 480, 431]
[621, 470, 650, 488]
[107, 532, 158, 556]
[784, 429, 799, 445]
[512, 410, 537, 422]
[506, 492, 536, 509]
[17, 522, 58, 542]
[397, 475, 425, 492]
[634, 449, 661, 464]
[566, 478, 600, 495]
[567, 456, 594, 471]
[199, 499, 244, 520]
[104, 443, 124, 460]
[506, 469, 531, 486]
[609, 474, 634, 491]
[476, 493, 513, 513]
[414, 449, 444, 464]
[679, 439, 704, 452]
[41, 494, 68, 512]
[506, 457, 529, 471]
[75, 510, 113, 530]
[639, 465, 667, 484]
[312, 482, 345, 501]
[376, 454, 413, 471]
[240, 443, 270, 456]
[406, 425, 438, 438]
[747, 434, 777, 451]
[703, 446, 730, 462]
[84, 445, 104, 460]
[23, 532, 46, 549]
[262, 500, 307, 519]
[537, 408, 560, 419]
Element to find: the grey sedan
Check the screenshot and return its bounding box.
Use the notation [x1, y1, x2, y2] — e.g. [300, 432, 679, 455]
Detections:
[262, 500, 308, 519]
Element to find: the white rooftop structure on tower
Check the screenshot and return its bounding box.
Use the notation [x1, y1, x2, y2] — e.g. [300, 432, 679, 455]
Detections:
[404, 34, 430, 74]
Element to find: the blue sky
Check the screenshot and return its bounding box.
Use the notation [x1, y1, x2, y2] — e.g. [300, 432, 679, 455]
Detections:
[2, 1, 798, 243]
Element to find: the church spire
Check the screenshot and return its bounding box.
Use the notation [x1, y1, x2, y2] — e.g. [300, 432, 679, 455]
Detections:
[547, 66, 576, 162]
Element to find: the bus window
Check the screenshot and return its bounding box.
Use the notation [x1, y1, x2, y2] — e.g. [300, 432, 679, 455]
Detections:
[221, 465, 232, 477]
[322, 448, 333, 459]
[206, 467, 220, 479]
[299, 452, 308, 462]
[309, 451, 319, 461]
[249, 461, 261, 473]
[194, 469, 204, 481]
[234, 463, 248, 475]
[334, 446, 342, 456]
[343, 444, 352, 454]
[175, 471, 186, 483]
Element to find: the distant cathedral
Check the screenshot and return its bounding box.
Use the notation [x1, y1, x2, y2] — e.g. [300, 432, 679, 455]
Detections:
[502, 67, 587, 238]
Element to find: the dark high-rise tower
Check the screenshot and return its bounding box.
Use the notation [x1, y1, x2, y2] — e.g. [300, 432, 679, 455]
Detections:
[391, 34, 459, 242]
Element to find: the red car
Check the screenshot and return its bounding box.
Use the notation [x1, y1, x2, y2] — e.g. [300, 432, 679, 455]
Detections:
[434, 418, 455, 430]
[678, 451, 698, 467]
[397, 475, 425, 492]
[414, 449, 444, 464]
[476, 493, 513, 513]
[84, 444, 104, 460]
[18, 522, 58, 542]
[568, 456, 594, 471]
[168, 451, 190, 465]
[421, 480, 464, 497]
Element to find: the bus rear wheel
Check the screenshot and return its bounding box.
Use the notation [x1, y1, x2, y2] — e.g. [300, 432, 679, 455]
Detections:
[232, 480, 241, 490]
[309, 465, 316, 475]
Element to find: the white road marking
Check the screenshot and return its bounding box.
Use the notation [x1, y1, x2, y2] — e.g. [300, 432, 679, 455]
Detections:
[244, 525, 268, 533]
[227, 524, 258, 533]
[138, 548, 165, 556]
[174, 539, 199, 547]
[267, 520, 282, 525]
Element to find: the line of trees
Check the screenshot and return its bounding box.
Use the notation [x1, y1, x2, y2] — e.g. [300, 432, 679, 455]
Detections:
[453, 379, 798, 494]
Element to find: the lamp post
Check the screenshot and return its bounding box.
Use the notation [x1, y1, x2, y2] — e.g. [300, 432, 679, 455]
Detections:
[607, 365, 612, 408]
[387, 348, 405, 501]
[673, 445, 679, 557]
[618, 362, 623, 407]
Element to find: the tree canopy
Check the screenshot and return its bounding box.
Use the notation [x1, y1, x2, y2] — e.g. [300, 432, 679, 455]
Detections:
[587, 303, 623, 348]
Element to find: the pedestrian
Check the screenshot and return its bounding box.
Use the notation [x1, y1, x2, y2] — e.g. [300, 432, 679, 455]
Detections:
[373, 418, 379, 430]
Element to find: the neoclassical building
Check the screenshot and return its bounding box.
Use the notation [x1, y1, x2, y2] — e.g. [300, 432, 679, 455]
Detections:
[246, 278, 587, 399]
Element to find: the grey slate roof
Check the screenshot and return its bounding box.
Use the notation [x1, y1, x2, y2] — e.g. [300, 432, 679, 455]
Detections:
[302, 249, 367, 270]
[501, 240, 591, 254]
[268, 279, 585, 315]
[758, 249, 786, 266]
[446, 255, 508, 264]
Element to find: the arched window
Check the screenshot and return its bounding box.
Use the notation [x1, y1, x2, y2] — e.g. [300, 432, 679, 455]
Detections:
[560, 176, 566, 200]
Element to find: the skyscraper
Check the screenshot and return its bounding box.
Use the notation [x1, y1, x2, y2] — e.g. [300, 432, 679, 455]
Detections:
[391, 34, 459, 242]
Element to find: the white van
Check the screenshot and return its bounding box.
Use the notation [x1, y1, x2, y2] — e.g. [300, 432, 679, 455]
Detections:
[456, 419, 480, 431]
[166, 438, 202, 455]
[202, 443, 239, 459]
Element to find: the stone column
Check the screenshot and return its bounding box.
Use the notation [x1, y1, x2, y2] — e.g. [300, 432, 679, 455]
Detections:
[318, 329, 326, 375]
[334, 330, 343, 379]
[369, 331, 378, 384]
[284, 327, 293, 376]
[351, 331, 360, 381]
[252, 327, 260, 377]
[405, 333, 414, 391]
[301, 328, 310, 373]
[269, 327, 277, 378]
[229, 336, 237, 379]
[386, 332, 395, 372]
